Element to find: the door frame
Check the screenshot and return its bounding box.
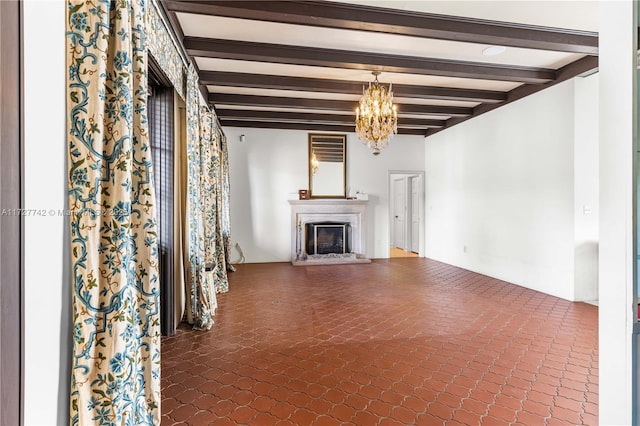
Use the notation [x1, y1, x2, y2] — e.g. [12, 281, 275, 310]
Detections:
[409, 175, 421, 253]
[0, 1, 24, 424]
[388, 170, 425, 258]
[391, 176, 406, 249]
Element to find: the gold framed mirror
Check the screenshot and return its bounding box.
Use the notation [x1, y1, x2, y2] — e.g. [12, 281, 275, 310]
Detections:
[308, 133, 347, 198]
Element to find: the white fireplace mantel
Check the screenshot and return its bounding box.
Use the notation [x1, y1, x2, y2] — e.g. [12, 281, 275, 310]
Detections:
[288, 199, 370, 265]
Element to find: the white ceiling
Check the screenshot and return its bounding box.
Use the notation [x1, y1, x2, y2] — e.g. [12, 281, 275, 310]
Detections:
[178, 12, 584, 69]
[167, 0, 599, 136]
[332, 0, 599, 31]
[194, 57, 524, 91]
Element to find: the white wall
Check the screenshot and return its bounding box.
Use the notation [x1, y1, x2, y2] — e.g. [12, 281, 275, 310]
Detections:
[598, 1, 636, 423]
[225, 127, 424, 262]
[24, 1, 70, 425]
[425, 78, 596, 301]
[574, 73, 599, 302]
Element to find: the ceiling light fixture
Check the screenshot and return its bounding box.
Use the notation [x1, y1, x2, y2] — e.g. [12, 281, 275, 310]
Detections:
[482, 45, 506, 56]
[355, 71, 397, 155]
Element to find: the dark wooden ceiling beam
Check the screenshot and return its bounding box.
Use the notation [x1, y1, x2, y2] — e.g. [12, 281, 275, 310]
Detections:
[185, 37, 556, 84]
[200, 71, 506, 103]
[219, 120, 426, 136]
[215, 109, 446, 128]
[211, 94, 473, 117]
[166, 0, 598, 55]
[426, 55, 598, 137]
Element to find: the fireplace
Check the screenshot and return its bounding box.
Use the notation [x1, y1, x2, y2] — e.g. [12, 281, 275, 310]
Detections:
[288, 199, 371, 265]
[305, 222, 351, 255]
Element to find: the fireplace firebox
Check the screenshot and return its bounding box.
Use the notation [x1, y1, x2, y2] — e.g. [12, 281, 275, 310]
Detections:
[305, 222, 351, 255]
[288, 199, 370, 265]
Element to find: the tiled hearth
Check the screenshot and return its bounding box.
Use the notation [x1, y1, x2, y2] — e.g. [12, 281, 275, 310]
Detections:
[289, 199, 371, 266]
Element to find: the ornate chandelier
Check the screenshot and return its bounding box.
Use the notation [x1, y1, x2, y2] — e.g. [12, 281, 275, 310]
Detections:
[355, 71, 398, 155]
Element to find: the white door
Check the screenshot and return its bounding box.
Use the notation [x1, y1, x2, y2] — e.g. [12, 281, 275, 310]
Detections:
[393, 177, 406, 248]
[410, 175, 421, 253]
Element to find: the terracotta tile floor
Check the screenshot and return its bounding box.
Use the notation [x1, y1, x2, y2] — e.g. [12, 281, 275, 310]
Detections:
[161, 259, 598, 425]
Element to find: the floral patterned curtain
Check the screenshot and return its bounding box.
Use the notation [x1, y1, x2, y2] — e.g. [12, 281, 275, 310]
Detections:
[219, 132, 236, 273]
[146, 0, 185, 100]
[199, 106, 229, 295]
[185, 67, 216, 330]
[201, 107, 217, 270]
[209, 125, 230, 293]
[66, 0, 161, 424]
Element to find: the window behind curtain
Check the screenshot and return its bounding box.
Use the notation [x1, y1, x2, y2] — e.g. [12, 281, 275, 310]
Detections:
[148, 60, 175, 336]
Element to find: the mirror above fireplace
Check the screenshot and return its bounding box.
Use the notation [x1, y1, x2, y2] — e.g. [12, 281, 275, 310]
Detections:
[308, 133, 346, 198]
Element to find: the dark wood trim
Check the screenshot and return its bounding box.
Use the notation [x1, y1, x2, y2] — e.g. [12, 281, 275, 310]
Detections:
[149, 54, 173, 87]
[0, 1, 24, 425]
[168, 0, 599, 136]
[210, 94, 472, 117]
[215, 109, 446, 128]
[148, 56, 177, 337]
[200, 71, 507, 103]
[185, 37, 556, 84]
[166, 0, 598, 55]
[220, 120, 425, 135]
[426, 55, 598, 137]
[166, 11, 185, 49]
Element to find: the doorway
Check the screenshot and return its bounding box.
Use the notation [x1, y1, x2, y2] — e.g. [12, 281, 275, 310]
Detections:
[389, 171, 425, 258]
